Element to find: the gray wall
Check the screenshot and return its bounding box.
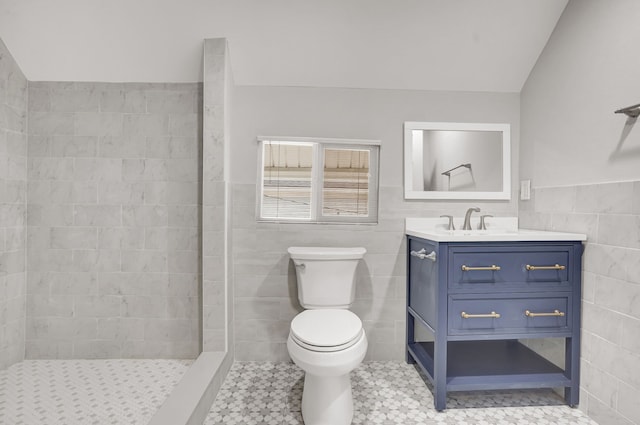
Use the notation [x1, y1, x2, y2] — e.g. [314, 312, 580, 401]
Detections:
[0, 39, 28, 369]
[202, 38, 234, 353]
[231, 85, 520, 361]
[26, 81, 202, 359]
[520, 1, 640, 424]
[520, 0, 640, 187]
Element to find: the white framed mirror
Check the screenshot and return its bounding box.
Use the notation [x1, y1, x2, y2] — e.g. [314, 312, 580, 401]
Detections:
[403, 122, 511, 200]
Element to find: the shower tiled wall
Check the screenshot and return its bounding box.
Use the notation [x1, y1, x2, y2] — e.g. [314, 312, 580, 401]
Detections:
[519, 182, 640, 425]
[0, 39, 28, 369]
[25, 82, 202, 359]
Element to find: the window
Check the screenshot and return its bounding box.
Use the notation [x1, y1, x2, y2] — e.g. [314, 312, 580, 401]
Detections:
[258, 137, 379, 223]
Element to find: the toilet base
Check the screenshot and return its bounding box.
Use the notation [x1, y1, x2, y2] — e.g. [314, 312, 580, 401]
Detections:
[301, 372, 353, 425]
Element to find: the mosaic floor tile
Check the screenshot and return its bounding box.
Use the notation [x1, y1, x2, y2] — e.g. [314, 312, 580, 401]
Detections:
[0, 359, 192, 425]
[205, 361, 598, 425]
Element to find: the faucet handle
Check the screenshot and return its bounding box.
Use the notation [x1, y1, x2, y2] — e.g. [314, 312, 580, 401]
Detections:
[440, 215, 455, 230]
[478, 215, 493, 230]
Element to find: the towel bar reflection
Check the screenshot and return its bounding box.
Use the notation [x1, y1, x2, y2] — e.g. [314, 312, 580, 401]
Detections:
[442, 163, 472, 176]
[615, 103, 640, 118]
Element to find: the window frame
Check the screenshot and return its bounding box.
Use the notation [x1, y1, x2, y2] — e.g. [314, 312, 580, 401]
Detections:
[256, 136, 380, 224]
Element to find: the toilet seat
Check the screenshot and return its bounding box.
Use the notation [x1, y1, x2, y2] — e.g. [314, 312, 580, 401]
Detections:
[290, 309, 363, 353]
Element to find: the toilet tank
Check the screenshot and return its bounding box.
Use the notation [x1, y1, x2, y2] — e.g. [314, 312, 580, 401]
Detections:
[288, 246, 366, 309]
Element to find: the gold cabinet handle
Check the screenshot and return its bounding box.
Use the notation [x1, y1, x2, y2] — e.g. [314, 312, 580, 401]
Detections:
[461, 311, 501, 319]
[525, 309, 565, 317]
[525, 264, 565, 271]
[461, 265, 501, 271]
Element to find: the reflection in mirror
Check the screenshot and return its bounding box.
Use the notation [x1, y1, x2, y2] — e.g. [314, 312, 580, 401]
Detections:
[413, 129, 502, 192]
[404, 122, 511, 200]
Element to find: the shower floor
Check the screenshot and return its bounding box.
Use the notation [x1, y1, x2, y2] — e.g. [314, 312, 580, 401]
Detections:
[0, 358, 192, 425]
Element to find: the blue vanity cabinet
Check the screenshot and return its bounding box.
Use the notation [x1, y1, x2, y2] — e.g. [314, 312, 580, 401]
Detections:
[405, 236, 584, 411]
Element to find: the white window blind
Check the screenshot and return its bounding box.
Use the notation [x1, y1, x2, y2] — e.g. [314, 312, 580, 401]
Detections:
[322, 148, 370, 217]
[258, 138, 379, 223]
[261, 141, 314, 219]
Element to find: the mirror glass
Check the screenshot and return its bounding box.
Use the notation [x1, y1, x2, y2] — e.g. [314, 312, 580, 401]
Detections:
[404, 122, 511, 200]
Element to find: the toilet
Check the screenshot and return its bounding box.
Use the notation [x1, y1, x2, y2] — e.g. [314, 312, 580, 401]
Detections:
[286, 246, 368, 425]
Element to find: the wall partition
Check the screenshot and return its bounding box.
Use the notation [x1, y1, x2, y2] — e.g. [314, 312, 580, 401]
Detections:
[0, 38, 28, 369]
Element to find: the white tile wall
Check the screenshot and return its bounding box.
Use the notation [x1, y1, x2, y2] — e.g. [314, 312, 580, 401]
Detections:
[25, 81, 202, 359]
[0, 38, 28, 369]
[231, 183, 517, 361]
[520, 181, 640, 425]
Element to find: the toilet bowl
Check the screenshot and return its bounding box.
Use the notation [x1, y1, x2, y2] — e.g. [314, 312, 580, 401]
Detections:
[287, 309, 368, 425]
[286, 247, 368, 425]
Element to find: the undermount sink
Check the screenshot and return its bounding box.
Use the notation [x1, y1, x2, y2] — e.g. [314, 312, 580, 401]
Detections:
[405, 217, 586, 242]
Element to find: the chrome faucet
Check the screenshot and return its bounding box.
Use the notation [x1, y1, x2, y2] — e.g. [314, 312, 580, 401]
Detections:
[478, 214, 493, 230]
[440, 215, 455, 230]
[462, 207, 480, 230]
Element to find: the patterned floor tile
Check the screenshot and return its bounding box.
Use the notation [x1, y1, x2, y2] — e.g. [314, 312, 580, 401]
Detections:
[205, 361, 598, 425]
[0, 359, 191, 425]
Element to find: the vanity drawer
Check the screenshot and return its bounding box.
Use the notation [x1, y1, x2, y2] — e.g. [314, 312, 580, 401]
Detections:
[448, 295, 571, 336]
[449, 245, 571, 291]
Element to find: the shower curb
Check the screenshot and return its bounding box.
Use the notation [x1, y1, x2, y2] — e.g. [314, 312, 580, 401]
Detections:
[148, 351, 231, 425]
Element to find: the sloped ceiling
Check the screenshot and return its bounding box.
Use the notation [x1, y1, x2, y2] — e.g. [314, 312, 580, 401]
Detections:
[0, 0, 567, 92]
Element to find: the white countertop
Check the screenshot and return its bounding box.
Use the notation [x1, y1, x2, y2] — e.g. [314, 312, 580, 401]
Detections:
[405, 217, 587, 242]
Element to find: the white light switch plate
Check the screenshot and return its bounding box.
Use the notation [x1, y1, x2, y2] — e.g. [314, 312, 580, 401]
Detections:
[520, 180, 531, 200]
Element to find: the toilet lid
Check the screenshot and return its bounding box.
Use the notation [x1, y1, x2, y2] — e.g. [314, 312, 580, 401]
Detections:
[290, 309, 363, 352]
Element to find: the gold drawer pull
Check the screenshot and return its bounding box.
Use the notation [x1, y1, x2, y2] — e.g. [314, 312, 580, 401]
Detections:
[525, 309, 565, 317]
[461, 311, 501, 319]
[461, 265, 501, 271]
[526, 264, 566, 271]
